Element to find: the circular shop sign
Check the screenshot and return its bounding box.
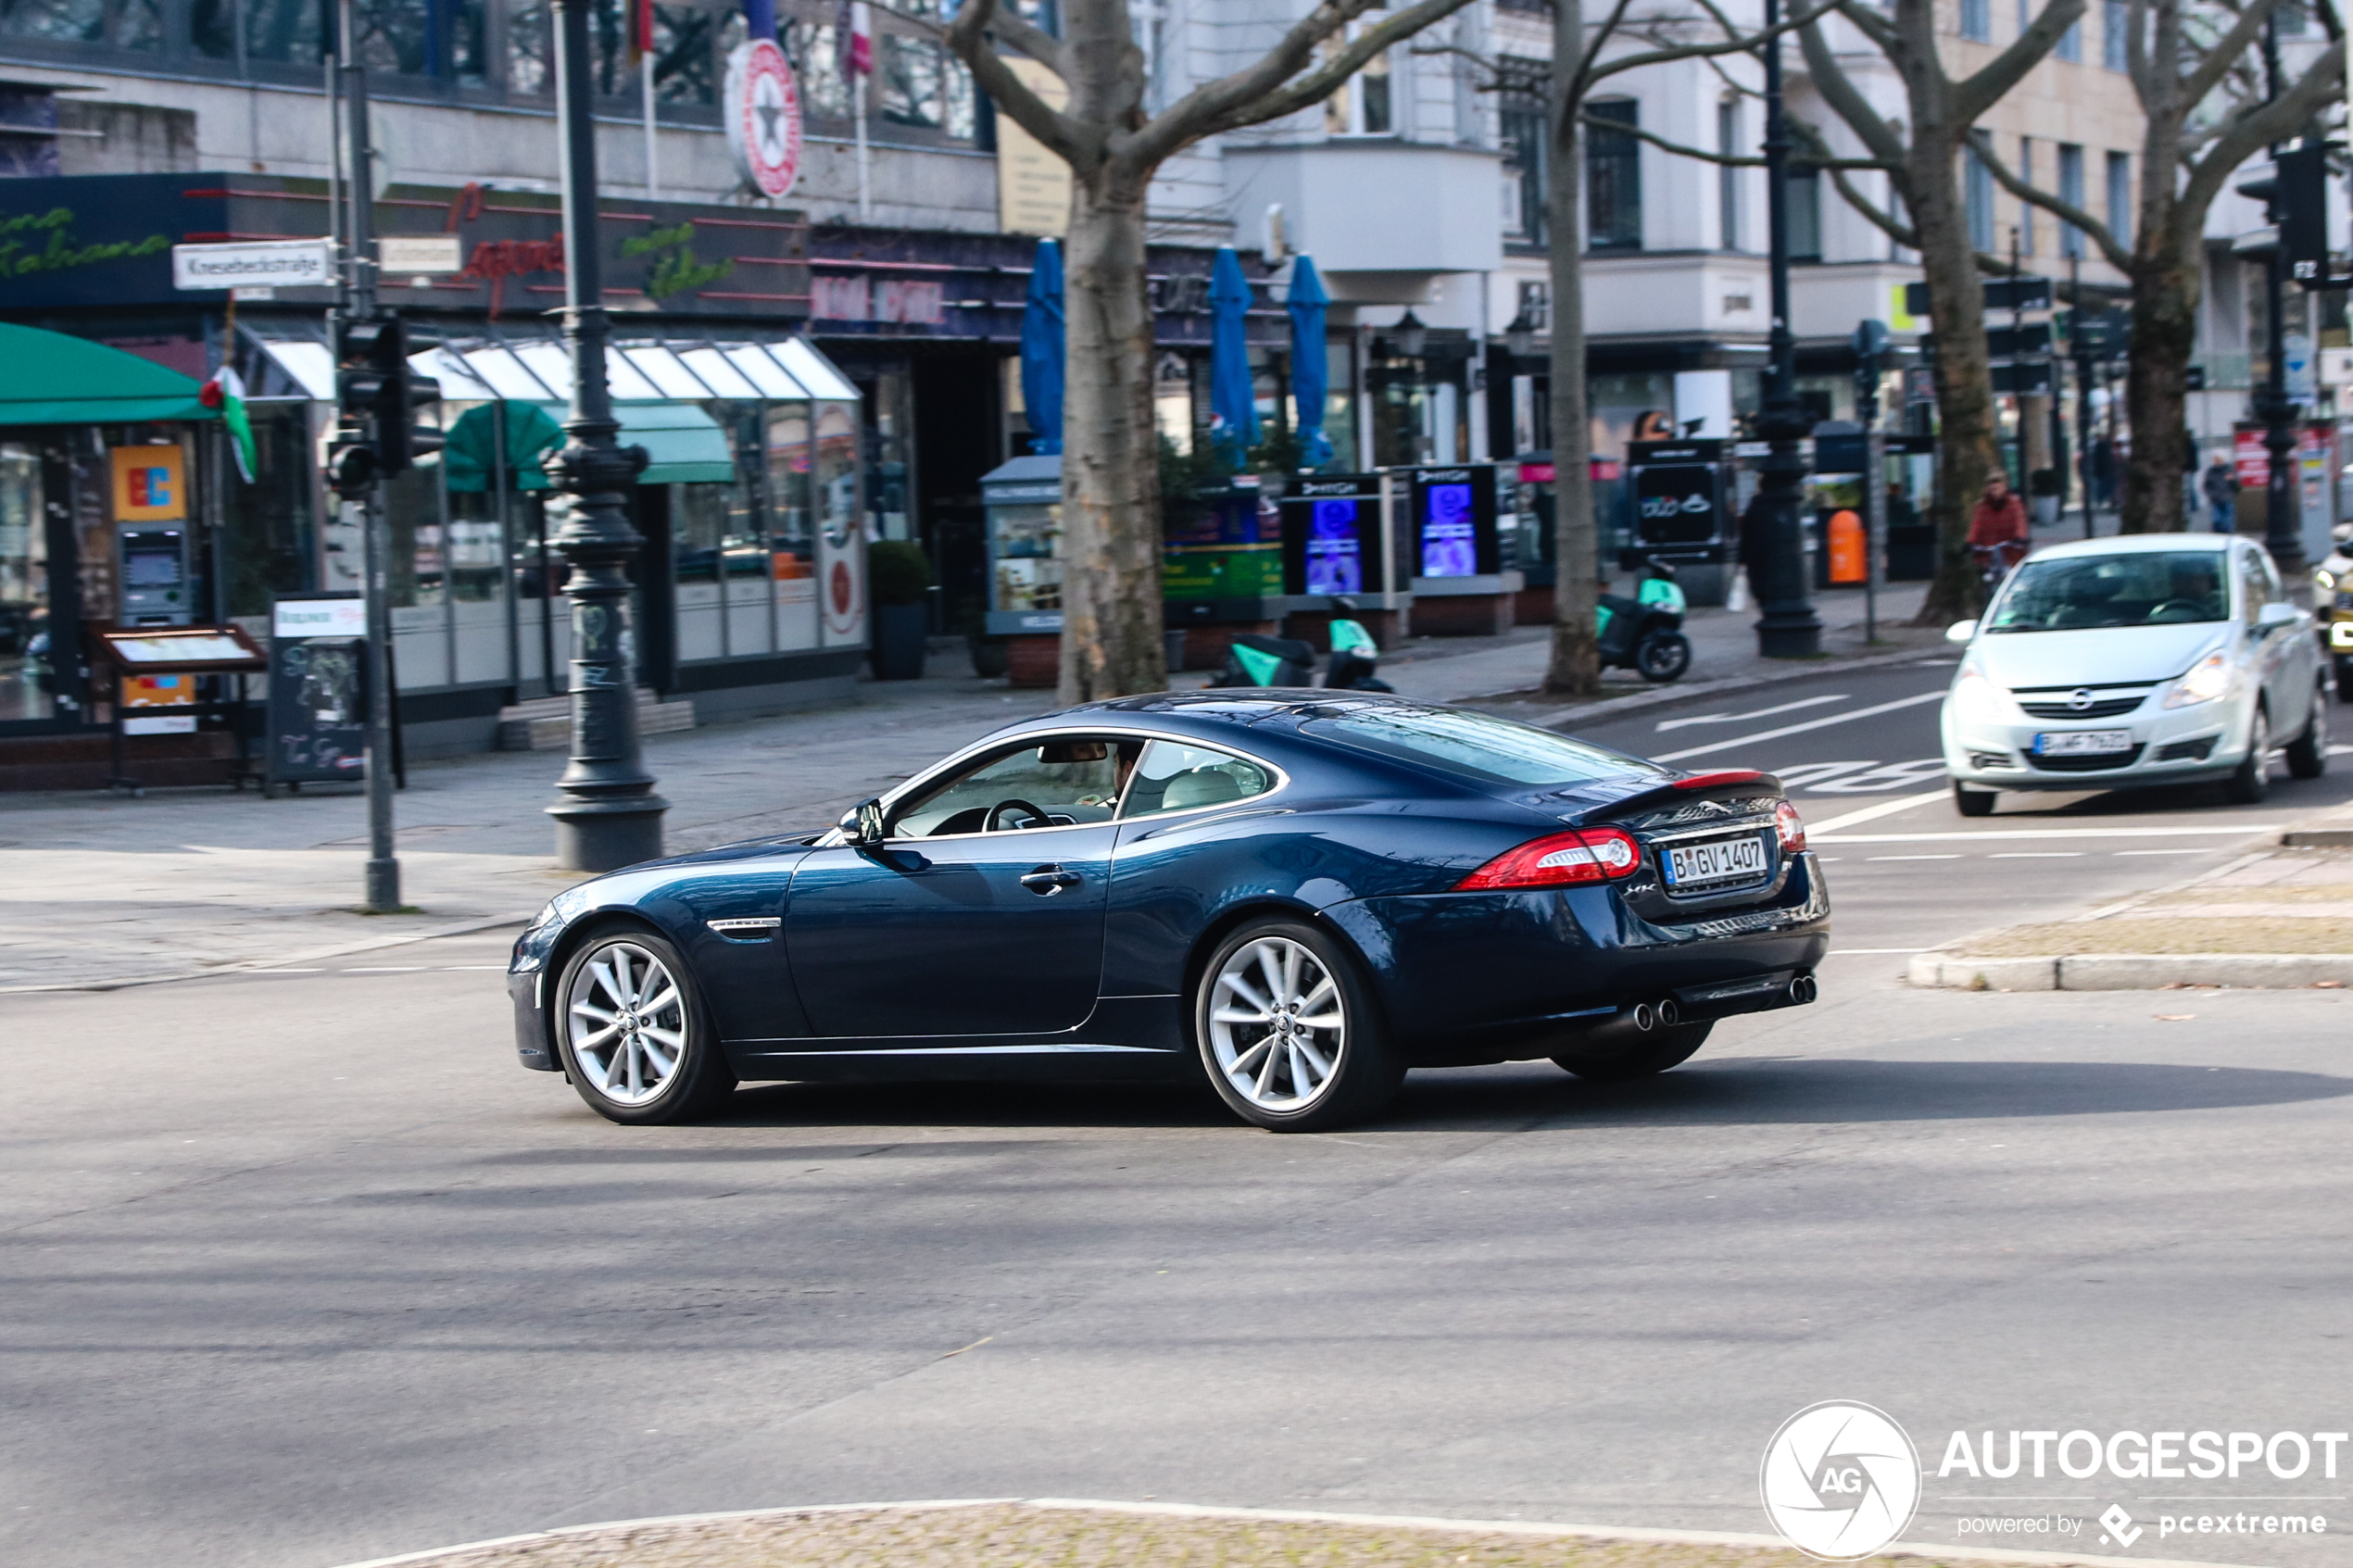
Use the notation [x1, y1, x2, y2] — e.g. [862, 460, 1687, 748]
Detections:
[1758, 1400, 1921, 1561]
[724, 39, 801, 198]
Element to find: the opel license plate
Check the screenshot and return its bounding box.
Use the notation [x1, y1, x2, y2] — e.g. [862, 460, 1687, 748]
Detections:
[2033, 730, 2133, 755]
[1664, 834, 1768, 890]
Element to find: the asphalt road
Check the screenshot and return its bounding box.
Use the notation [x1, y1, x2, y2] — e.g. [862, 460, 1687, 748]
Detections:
[8, 815, 2353, 1568]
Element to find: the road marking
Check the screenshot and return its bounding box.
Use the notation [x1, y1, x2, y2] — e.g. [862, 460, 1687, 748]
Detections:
[1868, 854, 1963, 860]
[1655, 689, 1946, 763]
[1655, 694, 1850, 733]
[254, 968, 323, 973]
[2114, 847, 2223, 856]
[345, 966, 426, 972]
[1817, 823, 2282, 844]
[1829, 947, 1925, 954]
[443, 964, 510, 971]
[1802, 788, 1953, 835]
[1990, 851, 2085, 859]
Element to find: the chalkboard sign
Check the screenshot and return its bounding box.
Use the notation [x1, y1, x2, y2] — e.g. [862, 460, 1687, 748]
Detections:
[268, 596, 367, 788]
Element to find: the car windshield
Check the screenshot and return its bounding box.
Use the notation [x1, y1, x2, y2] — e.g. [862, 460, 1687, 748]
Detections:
[1302, 706, 1664, 787]
[1985, 551, 2231, 633]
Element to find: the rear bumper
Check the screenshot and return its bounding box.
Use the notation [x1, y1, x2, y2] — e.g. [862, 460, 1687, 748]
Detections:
[1323, 853, 1830, 1062]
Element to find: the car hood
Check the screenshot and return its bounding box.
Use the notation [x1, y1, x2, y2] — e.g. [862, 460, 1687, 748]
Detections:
[1969, 623, 2229, 689]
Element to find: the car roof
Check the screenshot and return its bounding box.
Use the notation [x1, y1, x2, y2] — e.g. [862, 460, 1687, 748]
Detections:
[2028, 533, 2240, 563]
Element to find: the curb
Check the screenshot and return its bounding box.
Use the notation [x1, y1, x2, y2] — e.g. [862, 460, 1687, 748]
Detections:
[2280, 825, 2353, 847]
[0, 909, 535, 996]
[1455, 643, 1953, 731]
[1909, 950, 2353, 991]
[317, 1495, 2272, 1568]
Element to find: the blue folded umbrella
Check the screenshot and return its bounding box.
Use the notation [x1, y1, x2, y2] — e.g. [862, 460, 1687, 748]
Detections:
[1020, 237, 1064, 456]
[1208, 246, 1260, 468]
[1286, 255, 1334, 470]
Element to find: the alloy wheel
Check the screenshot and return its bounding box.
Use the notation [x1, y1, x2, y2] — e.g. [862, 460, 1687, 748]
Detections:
[1207, 936, 1346, 1110]
[565, 941, 689, 1106]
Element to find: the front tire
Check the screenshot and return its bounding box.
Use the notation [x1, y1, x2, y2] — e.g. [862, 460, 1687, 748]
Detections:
[555, 928, 736, 1124]
[1635, 631, 1692, 683]
[1554, 1022, 1714, 1082]
[1953, 780, 1996, 817]
[2286, 684, 2329, 779]
[1194, 918, 1402, 1132]
[2224, 705, 2272, 804]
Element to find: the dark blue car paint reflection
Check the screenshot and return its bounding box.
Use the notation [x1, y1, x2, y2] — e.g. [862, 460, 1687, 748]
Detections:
[509, 692, 1830, 1084]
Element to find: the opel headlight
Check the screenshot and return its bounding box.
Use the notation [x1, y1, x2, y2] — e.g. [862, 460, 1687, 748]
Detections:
[2163, 649, 2232, 709]
[1950, 660, 2009, 723]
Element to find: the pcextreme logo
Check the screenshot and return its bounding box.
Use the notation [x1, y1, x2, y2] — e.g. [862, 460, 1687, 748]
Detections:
[1759, 1400, 1924, 1561]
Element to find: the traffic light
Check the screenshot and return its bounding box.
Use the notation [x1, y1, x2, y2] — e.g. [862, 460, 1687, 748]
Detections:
[335, 313, 443, 478]
[2276, 139, 2329, 283]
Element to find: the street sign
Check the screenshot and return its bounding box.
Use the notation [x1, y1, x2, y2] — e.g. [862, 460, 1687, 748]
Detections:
[170, 237, 333, 292]
[1992, 361, 2054, 395]
[1904, 275, 2053, 316]
[379, 233, 462, 273]
[1988, 322, 2053, 358]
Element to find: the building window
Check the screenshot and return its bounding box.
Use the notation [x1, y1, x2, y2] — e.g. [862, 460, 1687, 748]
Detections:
[0, 0, 163, 53]
[2103, 0, 2128, 69]
[1500, 78, 1547, 246]
[2106, 151, 2131, 244]
[785, 19, 852, 119]
[1718, 97, 1743, 251]
[1966, 142, 1994, 253]
[2057, 143, 2084, 257]
[1959, 0, 1990, 41]
[244, 0, 323, 63]
[2056, 15, 2082, 60]
[1131, 0, 1166, 114]
[1586, 98, 1642, 251]
[1323, 25, 1393, 136]
[1788, 163, 1821, 260]
[879, 34, 975, 137]
[2017, 137, 2033, 255]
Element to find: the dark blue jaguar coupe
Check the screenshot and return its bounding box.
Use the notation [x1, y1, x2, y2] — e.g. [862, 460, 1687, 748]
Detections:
[509, 693, 1829, 1131]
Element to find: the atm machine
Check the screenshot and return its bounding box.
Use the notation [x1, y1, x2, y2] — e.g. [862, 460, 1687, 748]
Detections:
[111, 445, 193, 626]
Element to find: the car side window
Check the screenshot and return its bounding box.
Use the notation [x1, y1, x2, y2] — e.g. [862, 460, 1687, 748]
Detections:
[1121, 740, 1274, 819]
[890, 736, 1139, 837]
[2238, 550, 2268, 624]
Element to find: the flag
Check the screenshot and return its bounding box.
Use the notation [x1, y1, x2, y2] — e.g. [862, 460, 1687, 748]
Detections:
[628, 0, 654, 65]
[839, 0, 872, 79]
[198, 365, 256, 484]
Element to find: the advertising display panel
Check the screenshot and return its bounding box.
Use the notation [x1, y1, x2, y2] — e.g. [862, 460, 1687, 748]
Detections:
[1279, 474, 1385, 596]
[1407, 465, 1499, 580]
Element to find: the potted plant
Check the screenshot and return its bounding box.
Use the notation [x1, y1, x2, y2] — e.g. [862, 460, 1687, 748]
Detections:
[867, 540, 931, 681]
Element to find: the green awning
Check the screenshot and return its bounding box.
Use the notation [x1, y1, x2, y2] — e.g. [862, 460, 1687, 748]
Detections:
[0, 322, 217, 426]
[445, 399, 734, 490]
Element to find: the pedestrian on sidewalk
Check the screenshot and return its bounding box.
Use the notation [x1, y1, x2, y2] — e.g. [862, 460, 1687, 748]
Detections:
[2202, 455, 2237, 534]
[1969, 472, 2031, 584]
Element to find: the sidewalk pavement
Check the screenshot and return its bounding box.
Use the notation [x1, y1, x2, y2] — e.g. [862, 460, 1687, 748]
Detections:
[1, 583, 1943, 993]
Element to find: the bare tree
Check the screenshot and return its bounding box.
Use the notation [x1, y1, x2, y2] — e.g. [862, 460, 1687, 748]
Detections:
[946, 0, 1478, 702]
[1970, 0, 2343, 533]
[1799, 0, 2086, 621]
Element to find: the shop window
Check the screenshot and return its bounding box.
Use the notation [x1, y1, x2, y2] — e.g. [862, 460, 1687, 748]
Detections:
[0, 0, 162, 52]
[0, 444, 47, 726]
[1585, 100, 1642, 252]
[384, 467, 445, 609]
[244, 0, 322, 63]
[879, 33, 976, 138]
[226, 406, 316, 618]
[671, 480, 729, 662]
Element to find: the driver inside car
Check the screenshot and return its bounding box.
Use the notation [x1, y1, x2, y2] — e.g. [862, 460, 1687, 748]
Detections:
[889, 739, 1144, 837]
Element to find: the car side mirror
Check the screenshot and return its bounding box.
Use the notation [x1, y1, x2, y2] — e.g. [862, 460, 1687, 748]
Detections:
[1945, 619, 1979, 643]
[2259, 600, 2299, 629]
[837, 797, 887, 846]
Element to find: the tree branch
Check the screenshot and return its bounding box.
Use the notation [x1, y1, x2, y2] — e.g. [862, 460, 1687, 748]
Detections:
[1583, 0, 1845, 87]
[1952, 0, 2089, 125]
[1831, 0, 1898, 55]
[1971, 128, 2133, 270]
[944, 0, 1087, 164]
[1798, 20, 1907, 168]
[2183, 0, 2284, 110]
[2178, 39, 2347, 237]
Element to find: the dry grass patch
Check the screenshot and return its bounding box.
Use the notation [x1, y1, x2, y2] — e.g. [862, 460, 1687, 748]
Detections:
[372, 1503, 2004, 1568]
[1956, 916, 2353, 957]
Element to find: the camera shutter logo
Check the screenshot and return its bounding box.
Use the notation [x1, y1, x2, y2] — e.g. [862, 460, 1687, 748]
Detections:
[1759, 1401, 1921, 1560]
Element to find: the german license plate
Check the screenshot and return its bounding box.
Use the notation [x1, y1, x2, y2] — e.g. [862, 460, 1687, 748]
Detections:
[2033, 730, 2133, 755]
[1664, 834, 1768, 890]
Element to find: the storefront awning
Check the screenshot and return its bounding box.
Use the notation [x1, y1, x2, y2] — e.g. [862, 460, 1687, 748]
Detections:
[443, 399, 734, 491]
[414, 335, 861, 406]
[0, 322, 219, 426]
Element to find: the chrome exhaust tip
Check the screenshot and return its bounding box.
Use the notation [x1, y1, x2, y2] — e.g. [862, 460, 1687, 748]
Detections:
[1631, 1000, 1658, 1033]
[1788, 972, 1818, 1006]
[1655, 996, 1680, 1029]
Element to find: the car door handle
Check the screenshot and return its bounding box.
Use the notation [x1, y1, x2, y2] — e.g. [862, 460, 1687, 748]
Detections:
[1019, 865, 1082, 895]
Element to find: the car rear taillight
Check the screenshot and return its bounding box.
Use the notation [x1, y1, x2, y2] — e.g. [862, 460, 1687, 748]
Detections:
[1773, 798, 1806, 853]
[1672, 770, 1763, 790]
[1454, 826, 1642, 891]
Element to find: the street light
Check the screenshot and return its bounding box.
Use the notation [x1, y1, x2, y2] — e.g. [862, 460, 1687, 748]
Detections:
[1750, 0, 1822, 658]
[1391, 309, 1428, 359]
[545, 0, 663, 872]
[1504, 312, 1537, 361]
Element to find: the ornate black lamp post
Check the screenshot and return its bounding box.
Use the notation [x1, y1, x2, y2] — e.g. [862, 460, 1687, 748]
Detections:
[546, 0, 662, 871]
[1750, 0, 1822, 657]
[2252, 12, 2305, 574]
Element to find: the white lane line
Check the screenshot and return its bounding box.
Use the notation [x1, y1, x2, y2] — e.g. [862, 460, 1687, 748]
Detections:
[1817, 823, 2282, 844]
[345, 966, 426, 972]
[1802, 788, 1953, 835]
[1655, 694, 1851, 733]
[1655, 689, 1946, 763]
[443, 965, 510, 971]
[1829, 947, 1927, 954]
[1990, 851, 2085, 859]
[254, 968, 324, 973]
[2114, 847, 2223, 856]
[1868, 854, 1963, 861]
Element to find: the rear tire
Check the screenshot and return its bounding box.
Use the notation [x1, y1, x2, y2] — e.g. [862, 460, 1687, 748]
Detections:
[1635, 631, 1692, 683]
[1554, 1022, 1714, 1082]
[1193, 917, 1403, 1132]
[1953, 780, 1996, 817]
[2286, 684, 2329, 779]
[2224, 705, 2272, 804]
[554, 927, 737, 1125]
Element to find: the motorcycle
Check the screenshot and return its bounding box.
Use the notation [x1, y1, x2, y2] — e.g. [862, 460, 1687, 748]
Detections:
[1208, 596, 1395, 692]
[1596, 558, 1692, 683]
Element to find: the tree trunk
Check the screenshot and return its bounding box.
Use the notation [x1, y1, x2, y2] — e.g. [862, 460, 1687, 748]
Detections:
[1058, 171, 1167, 702]
[1908, 144, 2001, 626]
[1542, 0, 1599, 696]
[2118, 237, 2198, 535]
